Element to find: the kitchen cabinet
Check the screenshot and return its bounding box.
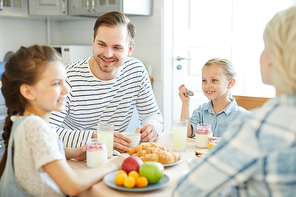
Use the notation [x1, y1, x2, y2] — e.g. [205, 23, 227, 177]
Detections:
[69, 0, 152, 16]
[0, 0, 28, 16]
[29, 0, 67, 16]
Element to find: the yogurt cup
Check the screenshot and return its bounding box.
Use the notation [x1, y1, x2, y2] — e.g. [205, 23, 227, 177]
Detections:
[195, 124, 212, 148]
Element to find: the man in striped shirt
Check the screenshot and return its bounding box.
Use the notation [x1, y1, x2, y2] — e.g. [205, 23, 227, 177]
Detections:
[49, 11, 163, 153]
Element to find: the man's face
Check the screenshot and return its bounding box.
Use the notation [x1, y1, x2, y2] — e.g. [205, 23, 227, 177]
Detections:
[92, 25, 134, 76]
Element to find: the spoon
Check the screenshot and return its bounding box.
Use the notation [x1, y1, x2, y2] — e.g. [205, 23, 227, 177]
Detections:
[187, 90, 194, 96]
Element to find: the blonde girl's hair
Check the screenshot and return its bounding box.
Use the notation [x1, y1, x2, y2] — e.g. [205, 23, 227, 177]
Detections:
[0, 45, 62, 178]
[263, 6, 296, 94]
[203, 58, 236, 80]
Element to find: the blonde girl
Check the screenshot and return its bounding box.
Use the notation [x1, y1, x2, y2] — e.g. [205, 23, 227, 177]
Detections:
[178, 58, 248, 138]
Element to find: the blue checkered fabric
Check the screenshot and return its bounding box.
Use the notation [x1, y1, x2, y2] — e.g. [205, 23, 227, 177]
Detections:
[173, 93, 296, 197]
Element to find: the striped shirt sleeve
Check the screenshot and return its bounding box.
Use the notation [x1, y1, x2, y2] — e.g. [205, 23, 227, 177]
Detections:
[49, 77, 95, 148]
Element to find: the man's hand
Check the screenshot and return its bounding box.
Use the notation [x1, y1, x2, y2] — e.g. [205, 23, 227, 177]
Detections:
[113, 131, 132, 153]
[136, 124, 158, 143]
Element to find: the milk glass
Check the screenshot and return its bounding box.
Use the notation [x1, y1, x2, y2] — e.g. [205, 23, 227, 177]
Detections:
[195, 124, 213, 148]
[172, 119, 188, 151]
[87, 138, 108, 168]
[97, 123, 114, 158]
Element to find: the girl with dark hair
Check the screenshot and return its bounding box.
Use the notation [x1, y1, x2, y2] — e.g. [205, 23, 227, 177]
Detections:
[0, 45, 125, 197]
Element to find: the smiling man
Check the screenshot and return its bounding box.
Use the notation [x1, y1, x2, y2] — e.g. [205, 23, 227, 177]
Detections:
[49, 11, 163, 153]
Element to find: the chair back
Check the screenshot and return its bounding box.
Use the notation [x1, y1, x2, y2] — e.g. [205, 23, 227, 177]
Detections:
[232, 95, 271, 110]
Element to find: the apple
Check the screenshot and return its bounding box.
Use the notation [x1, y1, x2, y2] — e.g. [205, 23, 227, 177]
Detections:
[139, 162, 164, 184]
[121, 156, 143, 174]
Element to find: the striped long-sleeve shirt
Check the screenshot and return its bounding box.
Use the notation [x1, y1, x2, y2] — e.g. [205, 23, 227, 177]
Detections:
[173, 93, 296, 197]
[49, 56, 163, 148]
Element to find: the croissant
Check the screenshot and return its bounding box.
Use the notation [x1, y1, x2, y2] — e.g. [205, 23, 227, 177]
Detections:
[126, 142, 180, 164]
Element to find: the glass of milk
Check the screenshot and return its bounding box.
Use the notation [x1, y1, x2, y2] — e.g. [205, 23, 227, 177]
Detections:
[87, 138, 108, 168]
[195, 124, 213, 148]
[97, 123, 114, 158]
[172, 119, 188, 151]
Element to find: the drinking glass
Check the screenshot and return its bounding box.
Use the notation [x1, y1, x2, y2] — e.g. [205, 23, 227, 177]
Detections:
[97, 123, 114, 158]
[172, 119, 188, 151]
[87, 138, 108, 168]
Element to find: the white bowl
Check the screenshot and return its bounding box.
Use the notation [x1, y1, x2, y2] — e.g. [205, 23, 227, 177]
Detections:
[187, 157, 200, 170]
[124, 132, 141, 147]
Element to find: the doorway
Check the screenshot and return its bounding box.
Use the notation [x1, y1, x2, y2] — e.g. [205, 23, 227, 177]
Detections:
[171, 0, 294, 120]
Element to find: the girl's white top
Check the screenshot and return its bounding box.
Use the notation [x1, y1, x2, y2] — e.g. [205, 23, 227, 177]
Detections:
[12, 115, 66, 197]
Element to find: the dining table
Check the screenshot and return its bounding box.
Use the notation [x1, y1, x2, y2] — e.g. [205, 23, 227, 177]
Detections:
[67, 131, 207, 197]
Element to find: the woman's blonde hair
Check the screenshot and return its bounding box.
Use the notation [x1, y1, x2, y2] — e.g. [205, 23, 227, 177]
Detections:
[263, 6, 296, 94]
[203, 58, 236, 80]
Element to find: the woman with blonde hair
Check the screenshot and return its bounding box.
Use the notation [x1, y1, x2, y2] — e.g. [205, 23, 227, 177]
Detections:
[173, 6, 296, 197]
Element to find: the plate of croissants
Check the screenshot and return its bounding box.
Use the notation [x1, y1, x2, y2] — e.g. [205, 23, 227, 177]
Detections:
[126, 142, 182, 166]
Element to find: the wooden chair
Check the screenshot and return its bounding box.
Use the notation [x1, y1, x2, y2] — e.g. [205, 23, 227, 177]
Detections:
[232, 95, 271, 110]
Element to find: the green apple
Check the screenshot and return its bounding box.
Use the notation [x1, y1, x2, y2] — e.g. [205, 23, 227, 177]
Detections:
[139, 162, 164, 184]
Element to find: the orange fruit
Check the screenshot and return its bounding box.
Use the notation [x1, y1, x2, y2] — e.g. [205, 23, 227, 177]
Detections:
[116, 170, 127, 177]
[123, 177, 136, 188]
[207, 143, 216, 149]
[114, 174, 127, 186]
[128, 171, 140, 180]
[136, 176, 148, 188]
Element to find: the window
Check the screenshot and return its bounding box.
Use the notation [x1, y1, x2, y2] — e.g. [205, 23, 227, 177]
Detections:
[232, 0, 295, 97]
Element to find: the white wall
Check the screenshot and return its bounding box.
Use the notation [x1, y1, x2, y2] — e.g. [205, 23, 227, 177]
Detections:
[0, 18, 48, 61]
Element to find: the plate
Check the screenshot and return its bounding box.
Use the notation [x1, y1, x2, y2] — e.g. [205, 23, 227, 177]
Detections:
[103, 171, 170, 192]
[162, 156, 183, 167]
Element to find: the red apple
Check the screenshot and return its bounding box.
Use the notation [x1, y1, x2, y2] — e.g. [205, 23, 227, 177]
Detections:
[121, 156, 143, 174]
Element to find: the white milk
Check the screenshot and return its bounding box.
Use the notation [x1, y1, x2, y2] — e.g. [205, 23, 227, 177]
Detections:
[97, 131, 114, 158]
[87, 150, 108, 168]
[172, 126, 187, 151]
[195, 133, 212, 148]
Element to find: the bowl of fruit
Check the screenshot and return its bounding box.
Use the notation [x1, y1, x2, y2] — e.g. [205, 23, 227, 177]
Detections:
[103, 156, 170, 192]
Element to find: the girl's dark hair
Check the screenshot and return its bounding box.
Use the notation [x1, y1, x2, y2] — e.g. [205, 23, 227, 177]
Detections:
[0, 45, 62, 178]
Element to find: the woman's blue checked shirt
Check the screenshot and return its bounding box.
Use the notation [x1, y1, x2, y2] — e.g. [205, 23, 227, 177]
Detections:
[173, 94, 296, 197]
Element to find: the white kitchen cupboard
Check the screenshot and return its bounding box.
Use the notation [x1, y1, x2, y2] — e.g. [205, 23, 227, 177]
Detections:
[0, 0, 28, 16]
[69, 0, 152, 16]
[29, 0, 67, 16]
